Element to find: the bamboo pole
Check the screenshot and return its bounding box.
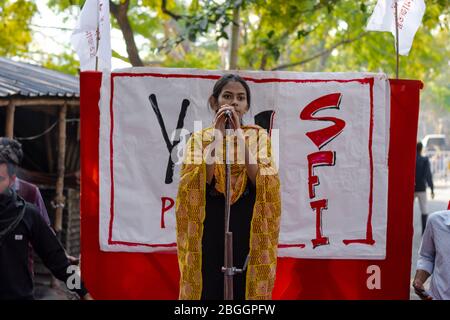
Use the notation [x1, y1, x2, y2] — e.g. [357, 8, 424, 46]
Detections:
[95, 25, 100, 71]
[54, 102, 67, 239]
[0, 98, 79, 107]
[5, 100, 16, 138]
[394, 0, 399, 79]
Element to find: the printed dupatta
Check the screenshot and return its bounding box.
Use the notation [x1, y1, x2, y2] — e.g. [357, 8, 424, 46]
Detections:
[175, 125, 281, 300]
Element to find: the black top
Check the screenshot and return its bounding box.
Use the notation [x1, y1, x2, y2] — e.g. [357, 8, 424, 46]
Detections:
[0, 203, 88, 300]
[201, 177, 256, 300]
[415, 155, 434, 192]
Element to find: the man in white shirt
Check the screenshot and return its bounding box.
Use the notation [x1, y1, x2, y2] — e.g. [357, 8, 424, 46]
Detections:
[413, 209, 450, 300]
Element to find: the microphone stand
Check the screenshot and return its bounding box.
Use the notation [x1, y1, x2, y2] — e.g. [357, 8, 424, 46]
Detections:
[221, 114, 243, 300]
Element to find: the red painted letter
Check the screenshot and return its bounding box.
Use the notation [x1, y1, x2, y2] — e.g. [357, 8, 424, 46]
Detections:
[161, 197, 175, 228]
[310, 199, 330, 248]
[307, 151, 335, 199]
[300, 93, 345, 149]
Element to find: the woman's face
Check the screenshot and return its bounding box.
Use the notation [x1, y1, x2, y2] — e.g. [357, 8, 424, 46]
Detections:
[214, 81, 249, 118]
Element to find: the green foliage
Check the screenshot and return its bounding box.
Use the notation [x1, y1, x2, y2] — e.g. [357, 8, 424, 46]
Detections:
[164, 45, 221, 69]
[1, 0, 448, 113]
[0, 0, 37, 56]
[41, 51, 80, 75]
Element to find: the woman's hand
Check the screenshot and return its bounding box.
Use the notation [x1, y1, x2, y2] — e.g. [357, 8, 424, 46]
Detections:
[214, 105, 241, 135]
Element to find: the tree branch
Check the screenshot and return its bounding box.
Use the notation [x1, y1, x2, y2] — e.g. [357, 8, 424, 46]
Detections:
[109, 0, 118, 16]
[109, 0, 143, 66]
[111, 49, 129, 63]
[161, 0, 183, 20]
[272, 32, 367, 71]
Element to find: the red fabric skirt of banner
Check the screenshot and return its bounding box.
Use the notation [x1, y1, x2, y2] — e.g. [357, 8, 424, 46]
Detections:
[80, 72, 422, 299]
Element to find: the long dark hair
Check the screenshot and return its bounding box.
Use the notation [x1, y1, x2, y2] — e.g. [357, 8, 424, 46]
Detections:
[209, 74, 251, 111]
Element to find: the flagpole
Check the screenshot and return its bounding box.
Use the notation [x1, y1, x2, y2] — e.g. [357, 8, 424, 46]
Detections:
[394, 0, 399, 79]
[95, 25, 99, 71]
[95, 0, 100, 71]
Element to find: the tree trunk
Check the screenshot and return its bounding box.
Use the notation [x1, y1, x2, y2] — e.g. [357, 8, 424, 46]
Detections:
[110, 0, 143, 66]
[228, 6, 240, 70]
[259, 53, 268, 70]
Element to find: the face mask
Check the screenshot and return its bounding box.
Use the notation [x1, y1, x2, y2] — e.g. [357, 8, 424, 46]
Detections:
[0, 187, 14, 204]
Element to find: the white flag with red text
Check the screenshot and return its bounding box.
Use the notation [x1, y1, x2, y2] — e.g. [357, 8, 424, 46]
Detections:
[71, 0, 111, 70]
[366, 0, 426, 55]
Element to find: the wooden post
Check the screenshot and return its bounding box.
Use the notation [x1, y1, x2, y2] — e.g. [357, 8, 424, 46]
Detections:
[5, 100, 16, 138]
[54, 103, 67, 238]
[228, 5, 240, 70]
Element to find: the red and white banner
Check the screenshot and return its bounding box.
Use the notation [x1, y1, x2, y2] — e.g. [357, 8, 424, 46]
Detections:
[97, 69, 390, 259]
[81, 72, 422, 299]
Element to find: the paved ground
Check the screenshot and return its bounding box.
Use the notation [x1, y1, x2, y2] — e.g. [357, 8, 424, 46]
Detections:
[409, 181, 450, 300]
[34, 277, 77, 300]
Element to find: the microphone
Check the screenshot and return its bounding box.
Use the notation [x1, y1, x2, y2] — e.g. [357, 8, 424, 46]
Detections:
[224, 110, 232, 118]
[224, 110, 232, 129]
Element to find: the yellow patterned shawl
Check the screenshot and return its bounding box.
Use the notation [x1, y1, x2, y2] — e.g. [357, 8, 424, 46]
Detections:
[175, 125, 281, 300]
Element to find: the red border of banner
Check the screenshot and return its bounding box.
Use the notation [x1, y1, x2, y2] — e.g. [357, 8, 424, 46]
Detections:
[81, 72, 423, 299]
[106, 73, 375, 249]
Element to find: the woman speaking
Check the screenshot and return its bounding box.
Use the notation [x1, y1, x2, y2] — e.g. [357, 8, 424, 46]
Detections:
[175, 74, 281, 300]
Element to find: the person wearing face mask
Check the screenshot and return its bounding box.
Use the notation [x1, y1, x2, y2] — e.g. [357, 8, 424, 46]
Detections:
[0, 154, 92, 300]
[175, 74, 281, 300]
[0, 138, 79, 281]
[0, 138, 50, 226]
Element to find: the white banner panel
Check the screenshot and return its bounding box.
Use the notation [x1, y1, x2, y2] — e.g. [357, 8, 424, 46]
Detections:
[98, 68, 390, 259]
